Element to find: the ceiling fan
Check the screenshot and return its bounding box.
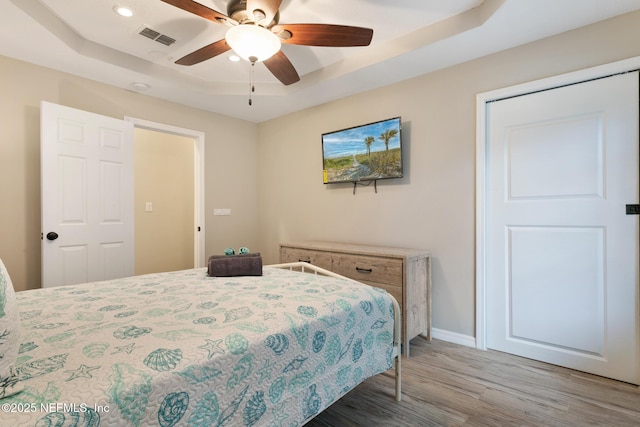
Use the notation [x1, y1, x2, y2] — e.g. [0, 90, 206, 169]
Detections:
[161, 0, 374, 85]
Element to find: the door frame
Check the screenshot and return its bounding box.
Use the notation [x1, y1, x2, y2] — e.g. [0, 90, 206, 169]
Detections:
[475, 55, 640, 350]
[125, 117, 206, 268]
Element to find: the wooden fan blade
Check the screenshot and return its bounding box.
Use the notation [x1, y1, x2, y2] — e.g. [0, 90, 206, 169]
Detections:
[161, 0, 234, 25]
[247, 0, 282, 25]
[272, 24, 373, 47]
[175, 39, 231, 65]
[263, 50, 300, 85]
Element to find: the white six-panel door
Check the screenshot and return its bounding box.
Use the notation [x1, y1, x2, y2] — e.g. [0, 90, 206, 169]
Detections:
[485, 72, 639, 384]
[41, 101, 134, 287]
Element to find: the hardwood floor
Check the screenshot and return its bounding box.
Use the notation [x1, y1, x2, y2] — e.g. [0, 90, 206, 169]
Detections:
[306, 338, 640, 426]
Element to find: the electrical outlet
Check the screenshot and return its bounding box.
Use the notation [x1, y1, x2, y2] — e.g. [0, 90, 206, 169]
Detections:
[145, 202, 153, 212]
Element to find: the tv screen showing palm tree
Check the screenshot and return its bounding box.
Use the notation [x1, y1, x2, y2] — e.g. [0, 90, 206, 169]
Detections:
[322, 117, 403, 184]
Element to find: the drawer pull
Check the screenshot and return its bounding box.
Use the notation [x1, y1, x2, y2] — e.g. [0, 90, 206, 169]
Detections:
[355, 267, 373, 273]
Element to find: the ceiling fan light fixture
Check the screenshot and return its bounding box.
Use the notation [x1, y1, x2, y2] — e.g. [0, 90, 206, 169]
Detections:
[225, 25, 281, 62]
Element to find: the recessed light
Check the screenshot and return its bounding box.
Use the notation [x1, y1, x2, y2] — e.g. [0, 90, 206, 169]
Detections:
[131, 82, 150, 91]
[228, 55, 241, 62]
[114, 5, 133, 17]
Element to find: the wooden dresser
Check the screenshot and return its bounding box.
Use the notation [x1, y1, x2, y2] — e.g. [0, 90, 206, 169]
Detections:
[280, 241, 431, 356]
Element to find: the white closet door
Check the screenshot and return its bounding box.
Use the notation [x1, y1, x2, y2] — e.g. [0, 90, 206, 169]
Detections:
[486, 72, 639, 384]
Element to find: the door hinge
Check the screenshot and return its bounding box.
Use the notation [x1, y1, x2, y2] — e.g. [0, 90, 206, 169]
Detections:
[626, 204, 640, 215]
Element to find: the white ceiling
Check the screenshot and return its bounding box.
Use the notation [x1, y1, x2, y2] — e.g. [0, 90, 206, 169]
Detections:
[2, 0, 640, 122]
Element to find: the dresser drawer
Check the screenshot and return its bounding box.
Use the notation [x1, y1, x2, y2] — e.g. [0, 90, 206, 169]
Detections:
[280, 247, 332, 270]
[331, 253, 403, 286]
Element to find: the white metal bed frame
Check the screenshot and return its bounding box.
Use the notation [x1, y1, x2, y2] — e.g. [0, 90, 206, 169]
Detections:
[270, 262, 402, 402]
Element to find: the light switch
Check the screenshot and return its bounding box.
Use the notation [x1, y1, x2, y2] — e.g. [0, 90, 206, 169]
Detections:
[214, 208, 231, 216]
[145, 202, 153, 212]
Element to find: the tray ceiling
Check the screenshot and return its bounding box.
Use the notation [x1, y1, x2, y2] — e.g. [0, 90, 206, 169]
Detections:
[1, 0, 640, 122]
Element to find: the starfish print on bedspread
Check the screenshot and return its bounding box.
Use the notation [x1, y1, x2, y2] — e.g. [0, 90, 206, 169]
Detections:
[65, 364, 100, 381]
[112, 342, 136, 355]
[257, 358, 273, 385]
[200, 339, 225, 359]
[322, 301, 338, 312]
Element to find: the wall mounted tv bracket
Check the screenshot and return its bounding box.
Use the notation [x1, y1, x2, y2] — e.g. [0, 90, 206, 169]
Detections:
[352, 179, 377, 195]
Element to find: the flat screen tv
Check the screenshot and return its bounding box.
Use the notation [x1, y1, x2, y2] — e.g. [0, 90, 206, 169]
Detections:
[322, 117, 403, 184]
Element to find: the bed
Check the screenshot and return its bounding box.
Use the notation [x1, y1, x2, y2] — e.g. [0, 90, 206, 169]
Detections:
[0, 261, 400, 426]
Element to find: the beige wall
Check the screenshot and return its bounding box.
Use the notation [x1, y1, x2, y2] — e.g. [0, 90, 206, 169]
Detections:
[0, 56, 259, 291]
[134, 128, 194, 275]
[257, 11, 640, 337]
[2, 10, 639, 337]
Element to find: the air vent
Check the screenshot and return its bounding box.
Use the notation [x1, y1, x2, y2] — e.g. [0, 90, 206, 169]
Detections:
[139, 27, 161, 40]
[155, 34, 176, 46]
[138, 27, 176, 46]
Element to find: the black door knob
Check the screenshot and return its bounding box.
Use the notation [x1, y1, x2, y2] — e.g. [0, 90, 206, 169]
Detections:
[46, 232, 59, 241]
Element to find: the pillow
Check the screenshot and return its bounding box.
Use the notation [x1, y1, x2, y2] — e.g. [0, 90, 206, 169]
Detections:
[0, 259, 22, 398]
[207, 254, 263, 277]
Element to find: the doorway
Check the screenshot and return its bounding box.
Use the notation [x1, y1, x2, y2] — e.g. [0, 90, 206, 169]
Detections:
[126, 117, 205, 271]
[134, 128, 194, 274]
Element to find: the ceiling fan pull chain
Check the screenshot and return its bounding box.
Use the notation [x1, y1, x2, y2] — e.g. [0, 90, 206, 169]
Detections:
[249, 58, 257, 106]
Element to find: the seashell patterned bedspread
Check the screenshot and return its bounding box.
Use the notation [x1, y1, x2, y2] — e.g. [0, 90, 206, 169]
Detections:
[2, 266, 395, 426]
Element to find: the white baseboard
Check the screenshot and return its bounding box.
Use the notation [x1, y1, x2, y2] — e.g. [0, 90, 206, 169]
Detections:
[431, 328, 477, 348]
